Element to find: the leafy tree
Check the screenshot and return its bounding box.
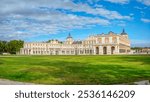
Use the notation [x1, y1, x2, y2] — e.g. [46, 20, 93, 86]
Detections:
[0, 41, 8, 54]
[0, 40, 24, 54]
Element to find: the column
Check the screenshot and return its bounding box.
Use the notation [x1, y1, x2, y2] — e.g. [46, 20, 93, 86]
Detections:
[115, 46, 119, 54]
[24, 50, 26, 55]
[65, 49, 67, 55]
[74, 48, 76, 55]
[107, 46, 111, 55]
[25, 49, 27, 55]
[78, 49, 80, 55]
[59, 49, 62, 55]
[102, 37, 105, 44]
[27, 49, 29, 55]
[53, 49, 56, 55]
[99, 46, 103, 55]
[93, 47, 96, 55]
[109, 37, 112, 44]
[126, 49, 128, 54]
[30, 49, 33, 55]
[70, 50, 72, 55]
[117, 37, 119, 44]
[26, 49, 27, 55]
[88, 48, 90, 55]
[84, 48, 87, 55]
[96, 38, 98, 44]
[20, 49, 23, 55]
[23, 49, 24, 55]
[83, 49, 85, 55]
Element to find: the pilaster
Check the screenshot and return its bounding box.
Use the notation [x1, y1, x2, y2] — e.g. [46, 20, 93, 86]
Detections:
[107, 46, 111, 55]
[99, 46, 103, 55]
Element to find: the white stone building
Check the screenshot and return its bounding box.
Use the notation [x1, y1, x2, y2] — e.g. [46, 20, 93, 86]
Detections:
[20, 29, 130, 55]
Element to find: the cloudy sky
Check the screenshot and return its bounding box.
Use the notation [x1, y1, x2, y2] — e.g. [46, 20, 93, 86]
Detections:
[0, 0, 150, 47]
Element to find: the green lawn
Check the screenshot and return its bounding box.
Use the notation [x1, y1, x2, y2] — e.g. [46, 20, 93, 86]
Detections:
[0, 55, 150, 84]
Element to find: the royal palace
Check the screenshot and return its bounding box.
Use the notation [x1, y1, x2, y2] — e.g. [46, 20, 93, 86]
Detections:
[20, 29, 130, 55]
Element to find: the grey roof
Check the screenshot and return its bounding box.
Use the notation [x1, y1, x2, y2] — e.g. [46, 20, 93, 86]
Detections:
[108, 31, 114, 34]
[67, 33, 73, 39]
[121, 29, 128, 35]
[72, 41, 82, 44]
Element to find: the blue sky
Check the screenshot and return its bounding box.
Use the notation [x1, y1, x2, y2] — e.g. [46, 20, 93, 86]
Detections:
[0, 0, 150, 47]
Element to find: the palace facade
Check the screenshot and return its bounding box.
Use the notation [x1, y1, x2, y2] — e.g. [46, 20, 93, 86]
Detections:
[20, 29, 130, 55]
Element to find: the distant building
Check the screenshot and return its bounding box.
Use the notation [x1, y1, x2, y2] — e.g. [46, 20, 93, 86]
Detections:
[20, 29, 130, 55]
[131, 47, 150, 54]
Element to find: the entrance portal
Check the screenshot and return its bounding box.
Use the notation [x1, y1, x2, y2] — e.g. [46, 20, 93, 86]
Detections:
[103, 47, 107, 54]
[96, 47, 99, 54]
[111, 46, 115, 54]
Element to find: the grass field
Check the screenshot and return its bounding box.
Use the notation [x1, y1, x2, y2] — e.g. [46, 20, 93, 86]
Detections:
[0, 55, 150, 84]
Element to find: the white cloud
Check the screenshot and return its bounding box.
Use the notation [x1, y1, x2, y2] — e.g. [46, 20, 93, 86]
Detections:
[134, 6, 143, 10]
[118, 21, 126, 27]
[137, 0, 150, 6]
[0, 0, 131, 40]
[87, 0, 100, 4]
[141, 18, 150, 23]
[104, 0, 129, 4]
[0, 11, 110, 40]
[0, 0, 131, 20]
[131, 39, 150, 47]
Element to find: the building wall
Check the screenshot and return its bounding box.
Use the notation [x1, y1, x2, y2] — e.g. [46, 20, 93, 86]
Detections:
[20, 31, 130, 55]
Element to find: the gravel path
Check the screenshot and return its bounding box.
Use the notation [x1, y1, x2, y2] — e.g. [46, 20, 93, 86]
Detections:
[0, 79, 35, 85]
[0, 78, 149, 85]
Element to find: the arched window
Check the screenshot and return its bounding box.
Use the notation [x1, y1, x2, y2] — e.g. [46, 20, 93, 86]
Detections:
[98, 38, 102, 43]
[105, 38, 109, 43]
[112, 37, 117, 43]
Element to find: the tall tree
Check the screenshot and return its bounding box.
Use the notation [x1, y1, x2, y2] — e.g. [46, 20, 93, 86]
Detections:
[0, 41, 8, 54]
[0, 40, 24, 54]
[7, 40, 24, 54]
